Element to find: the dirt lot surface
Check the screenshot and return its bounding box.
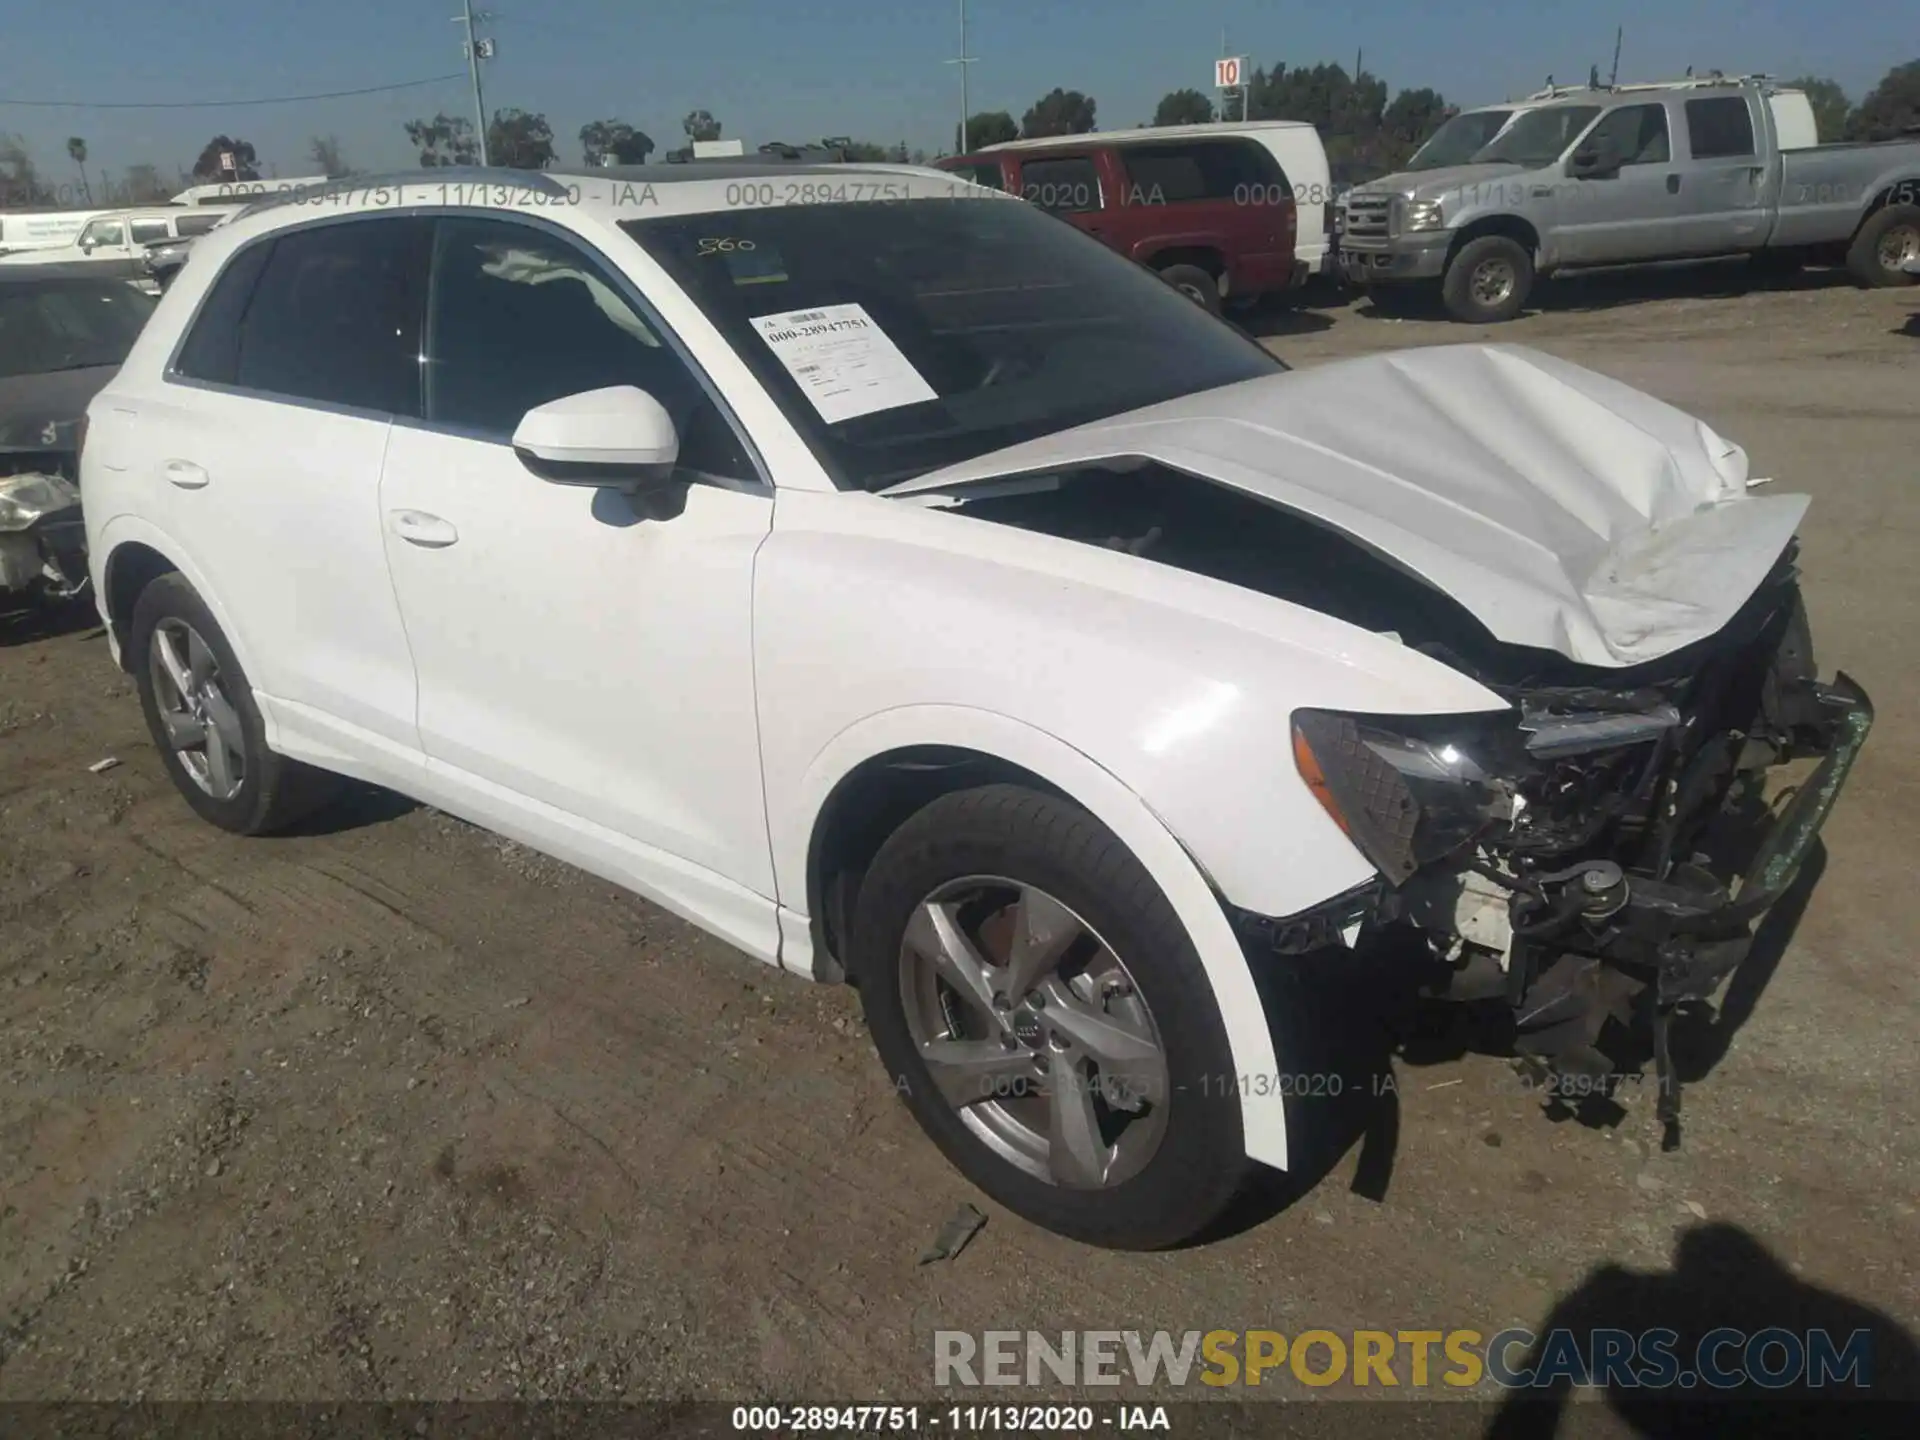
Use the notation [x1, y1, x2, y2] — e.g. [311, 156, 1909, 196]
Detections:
[3, 266, 1917, 1422]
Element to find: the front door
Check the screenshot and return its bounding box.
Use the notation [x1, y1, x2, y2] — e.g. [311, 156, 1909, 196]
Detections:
[75, 215, 137, 277]
[1555, 101, 1689, 265]
[376, 214, 778, 954]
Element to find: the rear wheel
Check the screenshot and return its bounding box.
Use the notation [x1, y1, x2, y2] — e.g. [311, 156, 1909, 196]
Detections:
[850, 783, 1249, 1249]
[1847, 203, 1920, 287]
[1158, 263, 1223, 315]
[1442, 235, 1535, 323]
[130, 573, 338, 834]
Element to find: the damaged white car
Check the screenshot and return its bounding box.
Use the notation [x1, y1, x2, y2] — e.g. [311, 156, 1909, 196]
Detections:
[82, 168, 1870, 1250]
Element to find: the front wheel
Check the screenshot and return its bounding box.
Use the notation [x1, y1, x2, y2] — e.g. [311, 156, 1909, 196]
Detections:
[849, 783, 1250, 1249]
[1442, 235, 1535, 323]
[1847, 203, 1920, 287]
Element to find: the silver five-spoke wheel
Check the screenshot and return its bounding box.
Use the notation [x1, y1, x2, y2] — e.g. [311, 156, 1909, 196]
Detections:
[148, 617, 246, 801]
[898, 877, 1169, 1190]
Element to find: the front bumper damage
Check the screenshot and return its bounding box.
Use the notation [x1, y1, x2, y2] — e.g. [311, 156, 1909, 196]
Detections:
[1243, 571, 1873, 1143]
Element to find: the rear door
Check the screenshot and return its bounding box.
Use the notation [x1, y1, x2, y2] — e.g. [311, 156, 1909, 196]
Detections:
[148, 216, 429, 764]
[1672, 93, 1776, 254]
[1113, 138, 1297, 295]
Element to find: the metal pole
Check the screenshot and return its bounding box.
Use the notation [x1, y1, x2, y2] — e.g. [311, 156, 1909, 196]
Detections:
[960, 0, 969, 151]
[461, 0, 491, 166]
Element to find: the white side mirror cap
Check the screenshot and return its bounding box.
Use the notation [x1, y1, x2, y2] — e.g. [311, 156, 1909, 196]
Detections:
[511, 385, 679, 471]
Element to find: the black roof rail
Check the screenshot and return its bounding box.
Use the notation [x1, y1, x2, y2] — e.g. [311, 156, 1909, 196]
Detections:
[233, 167, 570, 219]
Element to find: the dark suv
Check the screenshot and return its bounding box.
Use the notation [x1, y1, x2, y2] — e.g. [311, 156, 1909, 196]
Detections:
[938, 135, 1300, 313]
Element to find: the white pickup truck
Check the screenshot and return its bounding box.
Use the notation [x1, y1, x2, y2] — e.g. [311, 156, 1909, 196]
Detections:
[1338, 75, 1920, 321]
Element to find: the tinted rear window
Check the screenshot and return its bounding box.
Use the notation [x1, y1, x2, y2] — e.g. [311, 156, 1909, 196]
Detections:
[173, 240, 273, 385]
[232, 219, 430, 414]
[1685, 97, 1756, 159]
[1120, 141, 1288, 203]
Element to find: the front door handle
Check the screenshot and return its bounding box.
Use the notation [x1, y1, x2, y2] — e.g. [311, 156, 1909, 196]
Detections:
[162, 459, 209, 489]
[387, 510, 459, 548]
[1667, 174, 1681, 194]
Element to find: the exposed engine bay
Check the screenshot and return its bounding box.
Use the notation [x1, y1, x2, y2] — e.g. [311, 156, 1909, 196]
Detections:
[937, 460, 1874, 1141]
[0, 450, 87, 604]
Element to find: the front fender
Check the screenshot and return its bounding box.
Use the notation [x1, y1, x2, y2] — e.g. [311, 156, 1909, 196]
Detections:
[787, 703, 1293, 1170]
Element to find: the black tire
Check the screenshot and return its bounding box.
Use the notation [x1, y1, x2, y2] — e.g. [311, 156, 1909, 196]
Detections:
[849, 783, 1250, 1249]
[130, 572, 338, 835]
[1442, 234, 1535, 323]
[1846, 203, 1920, 288]
[1157, 263, 1224, 315]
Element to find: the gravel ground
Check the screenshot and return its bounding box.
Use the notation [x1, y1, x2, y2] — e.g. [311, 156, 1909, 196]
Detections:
[2, 264, 1916, 1425]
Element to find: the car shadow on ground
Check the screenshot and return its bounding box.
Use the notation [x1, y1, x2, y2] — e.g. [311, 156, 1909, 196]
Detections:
[272, 780, 419, 838]
[1484, 1222, 1919, 1437]
[1337, 259, 1867, 325]
[1235, 301, 1338, 340]
[1198, 847, 1824, 1245]
[0, 596, 102, 648]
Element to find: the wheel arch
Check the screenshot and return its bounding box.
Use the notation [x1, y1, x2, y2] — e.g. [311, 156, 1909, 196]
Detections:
[1446, 213, 1543, 269]
[789, 704, 1290, 1171]
[93, 518, 276, 745]
[1857, 176, 1920, 228]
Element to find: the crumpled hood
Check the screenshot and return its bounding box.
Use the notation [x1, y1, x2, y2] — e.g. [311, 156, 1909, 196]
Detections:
[884, 343, 1808, 669]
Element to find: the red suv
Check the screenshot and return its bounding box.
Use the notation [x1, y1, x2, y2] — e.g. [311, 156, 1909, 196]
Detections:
[937, 135, 1300, 313]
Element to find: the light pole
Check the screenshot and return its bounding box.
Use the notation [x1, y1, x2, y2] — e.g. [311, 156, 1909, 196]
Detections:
[945, 0, 976, 153]
[454, 0, 492, 166]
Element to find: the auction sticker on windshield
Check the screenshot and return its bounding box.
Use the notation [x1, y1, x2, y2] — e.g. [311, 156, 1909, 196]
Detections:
[750, 303, 937, 424]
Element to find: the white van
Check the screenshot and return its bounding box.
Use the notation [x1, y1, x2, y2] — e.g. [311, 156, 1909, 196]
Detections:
[0, 208, 232, 276]
[0, 209, 107, 256]
[982, 120, 1337, 276]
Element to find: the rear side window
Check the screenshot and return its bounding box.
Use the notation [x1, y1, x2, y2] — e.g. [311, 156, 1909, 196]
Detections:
[130, 220, 170, 244]
[1685, 97, 1756, 159]
[1120, 140, 1289, 204]
[233, 219, 430, 415]
[174, 212, 226, 237]
[172, 239, 274, 385]
[1018, 156, 1102, 213]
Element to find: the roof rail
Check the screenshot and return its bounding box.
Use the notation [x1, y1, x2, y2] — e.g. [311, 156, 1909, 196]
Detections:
[1522, 72, 1773, 101]
[233, 167, 570, 219]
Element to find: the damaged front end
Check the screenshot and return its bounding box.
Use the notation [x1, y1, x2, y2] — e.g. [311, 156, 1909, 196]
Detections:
[1276, 556, 1871, 1140]
[0, 460, 86, 605]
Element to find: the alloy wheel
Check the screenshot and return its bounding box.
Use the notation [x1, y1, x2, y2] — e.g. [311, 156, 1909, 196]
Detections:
[148, 618, 246, 801]
[896, 877, 1170, 1189]
[1471, 256, 1516, 307]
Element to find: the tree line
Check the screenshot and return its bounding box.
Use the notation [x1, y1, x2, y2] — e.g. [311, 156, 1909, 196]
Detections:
[2, 58, 1913, 208]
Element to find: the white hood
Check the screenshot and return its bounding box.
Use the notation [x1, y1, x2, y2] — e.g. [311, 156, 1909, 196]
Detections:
[884, 343, 1807, 669]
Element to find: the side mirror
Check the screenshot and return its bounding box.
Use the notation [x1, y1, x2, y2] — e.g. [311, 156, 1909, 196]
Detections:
[78, 239, 95, 253]
[1567, 140, 1623, 180]
[511, 385, 679, 488]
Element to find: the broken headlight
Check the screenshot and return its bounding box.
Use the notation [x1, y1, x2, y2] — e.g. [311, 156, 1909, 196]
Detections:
[0, 472, 81, 533]
[1290, 709, 1520, 885]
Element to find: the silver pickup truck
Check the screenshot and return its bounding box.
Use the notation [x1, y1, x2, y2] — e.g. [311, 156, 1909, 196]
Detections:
[1338, 76, 1920, 322]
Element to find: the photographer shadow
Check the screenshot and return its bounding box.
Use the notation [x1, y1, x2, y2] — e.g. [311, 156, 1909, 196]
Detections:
[1486, 1222, 1919, 1438]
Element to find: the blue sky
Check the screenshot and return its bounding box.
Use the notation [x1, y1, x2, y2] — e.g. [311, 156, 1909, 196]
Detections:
[1, 0, 1912, 188]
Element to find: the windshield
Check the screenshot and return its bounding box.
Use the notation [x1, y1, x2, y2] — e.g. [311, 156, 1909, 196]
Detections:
[1406, 110, 1514, 171]
[623, 198, 1284, 491]
[0, 278, 154, 379]
[1473, 106, 1602, 167]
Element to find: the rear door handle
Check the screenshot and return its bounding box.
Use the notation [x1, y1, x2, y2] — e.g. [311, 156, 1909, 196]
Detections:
[387, 509, 459, 548]
[163, 459, 209, 489]
[1667, 174, 1681, 194]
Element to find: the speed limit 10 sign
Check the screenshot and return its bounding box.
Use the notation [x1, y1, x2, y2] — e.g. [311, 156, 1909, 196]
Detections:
[1215, 56, 1246, 89]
